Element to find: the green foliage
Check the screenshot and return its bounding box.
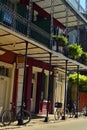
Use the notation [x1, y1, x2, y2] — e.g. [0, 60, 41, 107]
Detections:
[82, 51, 87, 57]
[68, 72, 77, 84]
[52, 35, 68, 45]
[68, 44, 83, 59]
[68, 72, 87, 86]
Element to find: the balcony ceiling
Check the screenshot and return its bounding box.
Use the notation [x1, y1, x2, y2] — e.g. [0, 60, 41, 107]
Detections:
[33, 0, 87, 27]
[0, 25, 87, 71]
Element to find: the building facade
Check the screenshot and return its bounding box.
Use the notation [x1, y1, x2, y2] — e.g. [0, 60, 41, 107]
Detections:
[0, 0, 87, 116]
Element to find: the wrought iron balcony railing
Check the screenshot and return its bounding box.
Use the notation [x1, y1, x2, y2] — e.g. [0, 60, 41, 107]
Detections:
[0, 2, 50, 48]
[0, 1, 87, 67]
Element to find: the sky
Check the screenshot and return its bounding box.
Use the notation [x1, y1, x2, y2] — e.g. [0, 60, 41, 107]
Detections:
[80, 0, 85, 9]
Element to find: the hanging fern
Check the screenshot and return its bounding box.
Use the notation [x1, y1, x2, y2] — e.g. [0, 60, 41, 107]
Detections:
[67, 44, 83, 59]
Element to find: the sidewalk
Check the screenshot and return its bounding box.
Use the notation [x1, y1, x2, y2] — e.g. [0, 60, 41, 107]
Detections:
[0, 114, 60, 129]
[0, 114, 82, 130]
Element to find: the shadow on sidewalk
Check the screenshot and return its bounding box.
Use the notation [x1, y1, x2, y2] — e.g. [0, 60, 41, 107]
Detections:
[31, 113, 46, 119]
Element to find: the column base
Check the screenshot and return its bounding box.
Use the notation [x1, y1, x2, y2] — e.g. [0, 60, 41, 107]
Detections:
[44, 117, 49, 122]
[62, 116, 66, 120]
[75, 114, 78, 118]
[17, 119, 24, 125]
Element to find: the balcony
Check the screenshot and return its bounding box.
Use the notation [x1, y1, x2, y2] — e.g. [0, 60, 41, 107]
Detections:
[0, 2, 50, 49]
[0, 1, 87, 68]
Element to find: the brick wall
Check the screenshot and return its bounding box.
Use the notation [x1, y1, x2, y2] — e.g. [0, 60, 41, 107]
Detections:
[79, 92, 87, 110]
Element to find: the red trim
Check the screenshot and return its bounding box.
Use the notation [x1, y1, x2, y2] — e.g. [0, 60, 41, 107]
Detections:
[28, 57, 53, 71]
[0, 49, 16, 64]
[19, 1, 65, 29]
[20, 0, 29, 5]
[25, 66, 32, 111]
[33, 3, 65, 29]
[35, 72, 42, 113]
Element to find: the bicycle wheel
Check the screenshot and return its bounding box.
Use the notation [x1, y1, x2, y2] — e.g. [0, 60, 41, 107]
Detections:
[78, 110, 84, 117]
[69, 109, 75, 118]
[2, 110, 12, 126]
[54, 108, 60, 120]
[65, 108, 69, 118]
[17, 109, 31, 125]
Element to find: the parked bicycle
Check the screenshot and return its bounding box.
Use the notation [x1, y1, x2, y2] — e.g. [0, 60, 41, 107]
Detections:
[1, 102, 31, 126]
[79, 106, 87, 117]
[69, 101, 78, 118]
[54, 102, 69, 120]
[69, 108, 76, 118]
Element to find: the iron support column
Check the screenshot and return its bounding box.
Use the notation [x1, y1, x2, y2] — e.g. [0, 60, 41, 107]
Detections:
[17, 41, 28, 125]
[75, 65, 79, 118]
[77, 0, 80, 45]
[44, 0, 54, 122]
[27, 0, 33, 37]
[65, 6, 68, 36]
[44, 53, 52, 122]
[50, 0, 54, 50]
[62, 60, 68, 120]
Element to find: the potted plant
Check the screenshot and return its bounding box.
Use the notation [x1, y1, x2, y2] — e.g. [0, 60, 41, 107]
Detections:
[81, 51, 87, 65]
[67, 44, 83, 59]
[52, 35, 68, 47]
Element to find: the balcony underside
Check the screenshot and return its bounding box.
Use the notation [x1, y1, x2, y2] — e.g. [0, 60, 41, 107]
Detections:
[0, 25, 87, 71]
[34, 0, 87, 27]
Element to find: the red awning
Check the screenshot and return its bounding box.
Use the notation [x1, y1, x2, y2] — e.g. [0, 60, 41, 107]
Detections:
[20, 0, 29, 5]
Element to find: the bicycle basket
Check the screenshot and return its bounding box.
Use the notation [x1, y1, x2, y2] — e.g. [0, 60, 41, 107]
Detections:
[55, 102, 62, 108]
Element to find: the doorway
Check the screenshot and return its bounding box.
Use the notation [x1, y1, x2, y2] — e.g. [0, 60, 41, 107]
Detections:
[30, 77, 37, 112]
[0, 76, 10, 112]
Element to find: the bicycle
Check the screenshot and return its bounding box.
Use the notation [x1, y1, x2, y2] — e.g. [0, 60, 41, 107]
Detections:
[54, 107, 69, 120]
[54, 102, 69, 120]
[1, 102, 31, 126]
[79, 106, 87, 117]
[69, 108, 76, 118]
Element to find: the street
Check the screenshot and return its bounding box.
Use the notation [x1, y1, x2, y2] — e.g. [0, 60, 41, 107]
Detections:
[0, 116, 87, 130]
[28, 118, 87, 130]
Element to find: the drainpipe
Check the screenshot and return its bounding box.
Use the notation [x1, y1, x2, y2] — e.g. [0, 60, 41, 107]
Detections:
[44, 53, 52, 122]
[62, 60, 68, 120]
[17, 41, 28, 125]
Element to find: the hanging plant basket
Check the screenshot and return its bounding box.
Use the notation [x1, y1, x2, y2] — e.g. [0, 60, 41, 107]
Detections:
[81, 52, 87, 65]
[67, 44, 83, 60]
[52, 35, 68, 47]
[57, 40, 66, 47]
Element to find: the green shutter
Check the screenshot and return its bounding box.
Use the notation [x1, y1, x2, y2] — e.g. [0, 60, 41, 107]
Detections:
[49, 75, 54, 100]
[17, 3, 27, 18]
[0, 0, 7, 4]
[33, 19, 50, 33]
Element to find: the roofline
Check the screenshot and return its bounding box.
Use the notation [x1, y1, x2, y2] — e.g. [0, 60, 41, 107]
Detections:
[62, 0, 87, 25]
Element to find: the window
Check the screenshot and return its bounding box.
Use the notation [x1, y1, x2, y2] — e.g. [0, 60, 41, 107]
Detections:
[58, 74, 62, 82]
[32, 73, 35, 79]
[0, 66, 9, 77]
[7, 0, 15, 10]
